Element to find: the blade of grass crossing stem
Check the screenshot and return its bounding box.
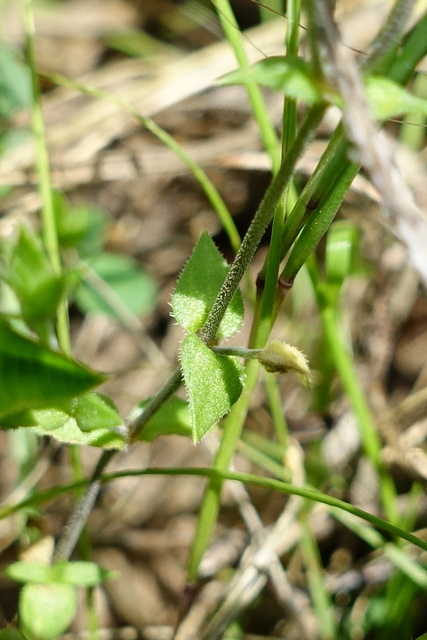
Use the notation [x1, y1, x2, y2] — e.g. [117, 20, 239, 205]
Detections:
[3, 467, 427, 553]
[212, 0, 280, 173]
[23, 0, 70, 353]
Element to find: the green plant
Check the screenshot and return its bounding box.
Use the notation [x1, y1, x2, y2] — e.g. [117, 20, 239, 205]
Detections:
[2, 0, 427, 638]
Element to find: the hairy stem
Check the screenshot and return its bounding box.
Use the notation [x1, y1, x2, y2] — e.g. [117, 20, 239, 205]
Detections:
[199, 103, 326, 344]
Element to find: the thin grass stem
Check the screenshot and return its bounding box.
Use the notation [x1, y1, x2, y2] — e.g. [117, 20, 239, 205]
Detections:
[23, 0, 70, 353]
[212, 0, 281, 172]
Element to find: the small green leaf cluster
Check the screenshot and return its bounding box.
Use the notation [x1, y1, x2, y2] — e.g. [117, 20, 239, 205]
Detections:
[4, 560, 112, 640]
[3, 226, 69, 338]
[171, 233, 244, 442]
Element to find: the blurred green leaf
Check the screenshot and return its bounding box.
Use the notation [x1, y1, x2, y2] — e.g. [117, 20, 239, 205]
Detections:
[51, 561, 114, 586]
[365, 75, 427, 120]
[6, 562, 51, 584]
[136, 396, 192, 441]
[171, 232, 243, 338]
[0, 44, 31, 119]
[181, 333, 243, 442]
[6, 226, 66, 331]
[75, 252, 157, 320]
[2, 393, 125, 449]
[0, 624, 27, 640]
[104, 29, 178, 58]
[325, 221, 359, 289]
[6, 559, 112, 587]
[219, 55, 329, 104]
[19, 583, 77, 640]
[0, 323, 105, 422]
[53, 193, 109, 254]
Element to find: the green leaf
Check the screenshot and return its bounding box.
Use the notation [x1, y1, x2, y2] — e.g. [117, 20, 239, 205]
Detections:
[171, 233, 243, 338]
[19, 583, 77, 640]
[53, 192, 111, 255]
[219, 55, 329, 104]
[6, 226, 66, 330]
[72, 392, 123, 432]
[365, 75, 427, 120]
[3, 393, 126, 449]
[0, 624, 27, 640]
[6, 559, 113, 587]
[325, 221, 359, 288]
[51, 561, 113, 586]
[180, 333, 244, 442]
[5, 562, 52, 584]
[0, 44, 31, 119]
[75, 252, 157, 320]
[0, 324, 105, 421]
[136, 396, 192, 441]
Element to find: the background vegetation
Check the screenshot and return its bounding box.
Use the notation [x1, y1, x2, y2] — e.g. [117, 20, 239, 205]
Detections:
[0, 1, 427, 639]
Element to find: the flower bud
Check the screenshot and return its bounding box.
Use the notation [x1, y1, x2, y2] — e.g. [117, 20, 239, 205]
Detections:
[258, 340, 311, 386]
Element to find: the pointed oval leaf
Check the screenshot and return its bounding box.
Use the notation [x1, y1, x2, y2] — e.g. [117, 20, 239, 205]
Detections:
[180, 334, 243, 442]
[365, 75, 427, 120]
[0, 324, 105, 420]
[219, 56, 328, 103]
[5, 562, 53, 584]
[171, 232, 243, 338]
[50, 561, 113, 586]
[6, 560, 112, 587]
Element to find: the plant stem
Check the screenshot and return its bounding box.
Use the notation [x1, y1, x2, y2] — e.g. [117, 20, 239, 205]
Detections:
[53, 449, 115, 561]
[52, 102, 323, 564]
[211, 345, 262, 359]
[213, 0, 280, 173]
[101, 467, 427, 553]
[200, 103, 326, 345]
[188, 104, 326, 580]
[280, 159, 358, 285]
[23, 0, 70, 354]
[127, 367, 183, 440]
[363, 0, 418, 72]
[264, 372, 289, 448]
[53, 367, 183, 561]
